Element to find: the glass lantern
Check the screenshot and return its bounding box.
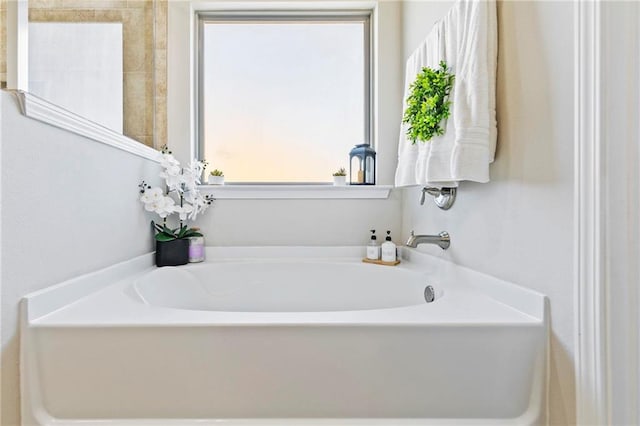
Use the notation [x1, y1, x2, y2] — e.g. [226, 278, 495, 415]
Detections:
[349, 144, 376, 185]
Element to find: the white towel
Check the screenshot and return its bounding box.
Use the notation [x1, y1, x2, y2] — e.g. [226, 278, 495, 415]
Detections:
[395, 20, 446, 187]
[395, 0, 497, 187]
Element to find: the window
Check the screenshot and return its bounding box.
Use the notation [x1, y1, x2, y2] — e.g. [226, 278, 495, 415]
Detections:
[197, 13, 371, 183]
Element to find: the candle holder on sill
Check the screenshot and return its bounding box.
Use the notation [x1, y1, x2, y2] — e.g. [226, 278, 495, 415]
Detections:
[349, 144, 376, 185]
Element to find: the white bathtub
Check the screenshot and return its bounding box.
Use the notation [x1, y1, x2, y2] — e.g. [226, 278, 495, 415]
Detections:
[21, 247, 548, 426]
[133, 262, 438, 312]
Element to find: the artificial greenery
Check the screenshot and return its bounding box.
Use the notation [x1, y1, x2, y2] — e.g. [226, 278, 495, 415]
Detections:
[403, 61, 455, 144]
[333, 167, 347, 177]
[210, 169, 224, 177]
[152, 221, 203, 242]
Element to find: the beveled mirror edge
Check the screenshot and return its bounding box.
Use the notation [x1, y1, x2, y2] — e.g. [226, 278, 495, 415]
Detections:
[10, 90, 162, 163]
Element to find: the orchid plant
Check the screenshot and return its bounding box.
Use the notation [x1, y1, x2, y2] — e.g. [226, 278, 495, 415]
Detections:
[139, 146, 214, 242]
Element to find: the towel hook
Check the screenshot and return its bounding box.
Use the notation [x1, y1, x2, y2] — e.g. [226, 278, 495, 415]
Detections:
[420, 187, 457, 210]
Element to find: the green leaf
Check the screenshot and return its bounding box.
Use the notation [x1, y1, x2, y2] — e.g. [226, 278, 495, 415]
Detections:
[403, 61, 455, 144]
[181, 230, 203, 238]
[160, 224, 179, 238]
[155, 232, 177, 242]
[176, 225, 190, 239]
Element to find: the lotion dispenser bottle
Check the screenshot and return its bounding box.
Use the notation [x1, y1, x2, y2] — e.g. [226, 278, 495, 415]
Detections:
[366, 229, 381, 260]
[381, 230, 397, 262]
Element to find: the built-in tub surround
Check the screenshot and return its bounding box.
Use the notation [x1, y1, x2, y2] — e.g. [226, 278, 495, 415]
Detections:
[21, 247, 548, 425]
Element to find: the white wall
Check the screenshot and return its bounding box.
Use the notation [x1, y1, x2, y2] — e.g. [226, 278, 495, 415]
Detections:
[170, 0, 404, 246]
[400, 1, 575, 424]
[601, 2, 640, 423]
[194, 193, 402, 246]
[0, 91, 161, 426]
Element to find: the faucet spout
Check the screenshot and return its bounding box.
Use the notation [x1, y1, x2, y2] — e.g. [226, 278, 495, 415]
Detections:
[405, 231, 451, 250]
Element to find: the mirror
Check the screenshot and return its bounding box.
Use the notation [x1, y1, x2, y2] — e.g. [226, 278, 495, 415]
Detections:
[1, 0, 167, 149]
[29, 21, 123, 131]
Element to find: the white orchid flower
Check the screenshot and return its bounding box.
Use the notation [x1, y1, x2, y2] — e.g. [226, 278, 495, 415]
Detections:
[140, 153, 213, 224]
[182, 190, 197, 204]
[155, 196, 176, 218]
[165, 164, 182, 177]
[160, 171, 185, 194]
[180, 160, 203, 191]
[160, 153, 180, 169]
[175, 203, 194, 221]
[160, 165, 183, 192]
[188, 160, 204, 180]
[159, 153, 183, 193]
[167, 175, 184, 193]
[187, 194, 211, 221]
[140, 187, 163, 204]
[142, 190, 166, 211]
[144, 200, 161, 212]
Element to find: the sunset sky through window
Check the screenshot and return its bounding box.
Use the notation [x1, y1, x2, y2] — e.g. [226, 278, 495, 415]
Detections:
[202, 21, 365, 182]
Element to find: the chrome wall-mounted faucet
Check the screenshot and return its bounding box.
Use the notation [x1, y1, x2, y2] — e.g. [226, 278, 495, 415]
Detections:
[405, 231, 451, 250]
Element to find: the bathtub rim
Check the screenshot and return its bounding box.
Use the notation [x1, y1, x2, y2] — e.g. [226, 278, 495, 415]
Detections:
[21, 246, 547, 324]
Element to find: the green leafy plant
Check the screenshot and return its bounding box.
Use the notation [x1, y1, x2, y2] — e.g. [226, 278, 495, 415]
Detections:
[333, 167, 347, 177]
[152, 221, 203, 242]
[210, 169, 224, 177]
[403, 61, 455, 144]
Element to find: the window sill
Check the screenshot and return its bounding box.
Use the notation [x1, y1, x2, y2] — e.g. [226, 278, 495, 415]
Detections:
[199, 184, 392, 199]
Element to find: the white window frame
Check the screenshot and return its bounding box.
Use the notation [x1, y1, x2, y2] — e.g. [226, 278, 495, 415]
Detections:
[166, 1, 393, 199]
[195, 11, 374, 185]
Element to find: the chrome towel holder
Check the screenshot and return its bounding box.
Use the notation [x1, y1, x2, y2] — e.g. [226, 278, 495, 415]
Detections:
[420, 187, 457, 210]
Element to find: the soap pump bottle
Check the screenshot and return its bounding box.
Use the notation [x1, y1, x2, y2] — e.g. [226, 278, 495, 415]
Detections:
[381, 230, 397, 262]
[366, 229, 381, 260]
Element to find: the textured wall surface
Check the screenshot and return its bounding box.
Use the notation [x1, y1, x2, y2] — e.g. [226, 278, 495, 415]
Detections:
[0, 91, 161, 426]
[153, 0, 167, 149]
[400, 1, 576, 424]
[0, 0, 6, 86]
